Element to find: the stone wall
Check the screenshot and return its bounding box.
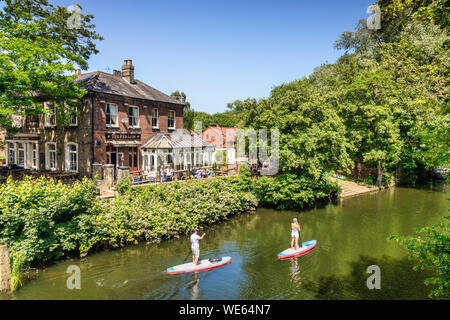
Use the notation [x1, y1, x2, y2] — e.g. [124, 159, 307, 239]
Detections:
[0, 245, 11, 292]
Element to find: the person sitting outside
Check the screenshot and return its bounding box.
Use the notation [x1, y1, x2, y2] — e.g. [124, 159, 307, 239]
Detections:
[178, 171, 185, 181]
[166, 165, 173, 182]
[195, 168, 203, 179]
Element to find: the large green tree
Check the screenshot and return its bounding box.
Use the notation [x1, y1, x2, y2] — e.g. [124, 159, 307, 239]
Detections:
[0, 0, 102, 130]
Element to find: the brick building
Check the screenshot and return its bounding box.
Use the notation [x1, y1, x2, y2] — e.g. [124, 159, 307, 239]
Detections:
[4, 59, 193, 177]
[202, 125, 237, 164]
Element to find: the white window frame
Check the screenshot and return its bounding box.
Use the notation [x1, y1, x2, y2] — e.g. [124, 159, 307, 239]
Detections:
[152, 108, 159, 129]
[105, 103, 118, 128]
[31, 143, 38, 169]
[16, 142, 25, 166]
[128, 106, 139, 128]
[69, 108, 78, 127]
[45, 142, 57, 171]
[168, 110, 175, 130]
[65, 142, 78, 173]
[44, 102, 57, 127]
[8, 142, 15, 164]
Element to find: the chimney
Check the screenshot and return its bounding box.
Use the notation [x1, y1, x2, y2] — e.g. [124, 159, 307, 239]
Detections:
[122, 59, 135, 83]
[113, 70, 122, 77]
[74, 69, 81, 76]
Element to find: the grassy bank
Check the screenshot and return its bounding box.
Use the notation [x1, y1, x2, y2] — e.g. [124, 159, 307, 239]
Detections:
[0, 166, 337, 291]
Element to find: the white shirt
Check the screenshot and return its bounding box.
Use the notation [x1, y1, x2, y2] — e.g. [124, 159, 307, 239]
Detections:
[190, 234, 201, 249]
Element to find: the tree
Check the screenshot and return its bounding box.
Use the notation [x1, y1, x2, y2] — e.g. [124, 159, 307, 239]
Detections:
[170, 90, 194, 130]
[390, 215, 450, 298]
[0, 0, 103, 130]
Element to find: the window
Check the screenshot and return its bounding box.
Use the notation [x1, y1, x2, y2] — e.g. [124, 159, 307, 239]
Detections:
[66, 143, 78, 172]
[105, 103, 118, 127]
[128, 106, 139, 128]
[26, 115, 39, 128]
[46, 143, 57, 171]
[129, 147, 138, 169]
[168, 110, 175, 129]
[152, 109, 159, 128]
[44, 102, 56, 127]
[32, 144, 38, 168]
[17, 143, 25, 166]
[8, 143, 15, 164]
[70, 110, 78, 126]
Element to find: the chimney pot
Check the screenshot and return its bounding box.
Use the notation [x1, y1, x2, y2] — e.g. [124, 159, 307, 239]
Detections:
[113, 70, 122, 77]
[74, 69, 81, 76]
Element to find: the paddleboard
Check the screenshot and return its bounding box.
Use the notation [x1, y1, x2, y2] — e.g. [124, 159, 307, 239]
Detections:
[277, 240, 317, 260]
[166, 256, 232, 274]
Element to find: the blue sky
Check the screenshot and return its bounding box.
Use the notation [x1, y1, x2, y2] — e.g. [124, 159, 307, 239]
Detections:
[54, 0, 374, 113]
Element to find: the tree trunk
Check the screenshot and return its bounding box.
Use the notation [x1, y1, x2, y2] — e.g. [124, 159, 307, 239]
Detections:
[377, 161, 383, 185]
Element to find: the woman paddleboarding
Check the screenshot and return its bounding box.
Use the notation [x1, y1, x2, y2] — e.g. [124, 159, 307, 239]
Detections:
[291, 218, 303, 250]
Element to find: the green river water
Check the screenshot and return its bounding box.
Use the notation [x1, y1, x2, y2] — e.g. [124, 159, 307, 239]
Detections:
[2, 182, 449, 300]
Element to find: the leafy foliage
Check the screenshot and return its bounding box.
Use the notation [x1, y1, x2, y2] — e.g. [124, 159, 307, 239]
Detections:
[0, 176, 99, 267]
[0, 0, 103, 129]
[251, 174, 339, 210]
[390, 215, 450, 298]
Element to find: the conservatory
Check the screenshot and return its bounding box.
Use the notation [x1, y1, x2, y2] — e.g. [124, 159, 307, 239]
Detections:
[141, 131, 216, 172]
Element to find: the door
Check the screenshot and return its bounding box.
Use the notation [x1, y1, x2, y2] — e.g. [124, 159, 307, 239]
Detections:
[106, 145, 117, 166]
[129, 147, 139, 171]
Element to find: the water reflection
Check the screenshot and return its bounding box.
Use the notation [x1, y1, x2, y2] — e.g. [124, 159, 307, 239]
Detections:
[289, 257, 302, 288]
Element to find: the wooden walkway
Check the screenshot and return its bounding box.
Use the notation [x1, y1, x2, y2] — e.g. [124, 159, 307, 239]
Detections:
[330, 177, 379, 199]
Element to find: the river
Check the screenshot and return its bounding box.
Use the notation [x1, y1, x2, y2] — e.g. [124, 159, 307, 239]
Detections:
[3, 182, 448, 300]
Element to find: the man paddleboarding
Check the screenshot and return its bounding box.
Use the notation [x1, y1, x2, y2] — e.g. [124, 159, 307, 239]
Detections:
[191, 228, 206, 266]
[291, 218, 302, 250]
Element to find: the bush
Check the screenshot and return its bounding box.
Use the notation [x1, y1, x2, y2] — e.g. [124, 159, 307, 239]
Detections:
[251, 174, 338, 210]
[0, 176, 99, 267]
[363, 175, 375, 185]
[81, 176, 258, 252]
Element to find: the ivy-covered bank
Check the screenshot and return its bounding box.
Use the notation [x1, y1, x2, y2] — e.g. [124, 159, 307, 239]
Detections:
[0, 167, 338, 290]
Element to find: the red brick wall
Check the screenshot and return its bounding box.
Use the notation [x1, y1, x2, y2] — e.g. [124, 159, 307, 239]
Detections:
[92, 93, 184, 167]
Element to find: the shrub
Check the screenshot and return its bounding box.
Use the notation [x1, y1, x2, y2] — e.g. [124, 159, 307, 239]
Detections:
[0, 176, 99, 268]
[251, 174, 338, 210]
[81, 177, 258, 252]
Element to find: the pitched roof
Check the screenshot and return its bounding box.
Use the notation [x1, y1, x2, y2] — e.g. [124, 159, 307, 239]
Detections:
[142, 131, 214, 149]
[75, 71, 185, 106]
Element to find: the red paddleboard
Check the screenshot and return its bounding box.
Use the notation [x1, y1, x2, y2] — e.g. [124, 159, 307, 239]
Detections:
[277, 240, 317, 260]
[166, 257, 232, 274]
